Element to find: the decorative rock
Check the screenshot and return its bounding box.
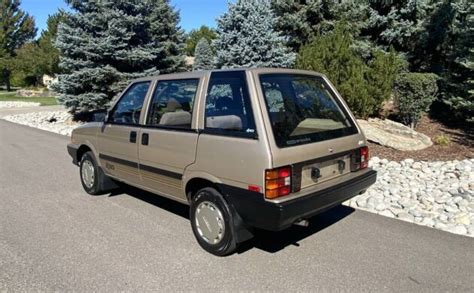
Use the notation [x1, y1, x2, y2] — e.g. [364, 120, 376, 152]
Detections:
[398, 213, 415, 222]
[0, 101, 41, 108]
[375, 203, 387, 211]
[342, 157, 474, 238]
[445, 225, 468, 235]
[378, 209, 395, 218]
[454, 214, 471, 226]
[2, 110, 81, 137]
[357, 118, 432, 151]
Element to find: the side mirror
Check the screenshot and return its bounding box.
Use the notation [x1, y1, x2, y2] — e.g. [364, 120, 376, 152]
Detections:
[92, 109, 108, 122]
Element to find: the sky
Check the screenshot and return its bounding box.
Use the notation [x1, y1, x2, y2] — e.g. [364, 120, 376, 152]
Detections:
[20, 0, 230, 35]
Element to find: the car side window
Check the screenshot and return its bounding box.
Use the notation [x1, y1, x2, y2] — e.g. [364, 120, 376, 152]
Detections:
[109, 81, 151, 125]
[204, 71, 256, 137]
[146, 79, 199, 129]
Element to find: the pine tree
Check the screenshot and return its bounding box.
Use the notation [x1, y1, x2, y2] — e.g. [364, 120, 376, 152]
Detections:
[297, 24, 370, 117]
[272, 0, 367, 52]
[297, 24, 402, 118]
[0, 0, 36, 91]
[442, 0, 473, 124]
[360, 0, 434, 58]
[54, 0, 185, 113]
[193, 38, 214, 71]
[185, 26, 216, 56]
[214, 0, 296, 69]
[38, 10, 67, 76]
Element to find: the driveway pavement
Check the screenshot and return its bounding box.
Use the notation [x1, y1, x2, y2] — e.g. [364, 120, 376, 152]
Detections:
[0, 120, 473, 291]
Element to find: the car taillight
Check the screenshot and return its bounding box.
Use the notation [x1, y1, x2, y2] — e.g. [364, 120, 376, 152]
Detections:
[352, 146, 369, 171]
[265, 166, 291, 199]
[360, 146, 369, 169]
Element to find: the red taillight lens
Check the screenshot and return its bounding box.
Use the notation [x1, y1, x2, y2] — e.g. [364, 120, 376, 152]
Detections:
[265, 166, 292, 199]
[351, 146, 370, 171]
[360, 146, 369, 169]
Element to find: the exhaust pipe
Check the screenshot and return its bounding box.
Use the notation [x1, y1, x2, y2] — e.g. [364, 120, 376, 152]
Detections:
[294, 219, 309, 227]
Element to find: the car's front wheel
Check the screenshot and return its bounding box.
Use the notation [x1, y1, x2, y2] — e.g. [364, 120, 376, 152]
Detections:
[190, 187, 238, 256]
[79, 151, 109, 195]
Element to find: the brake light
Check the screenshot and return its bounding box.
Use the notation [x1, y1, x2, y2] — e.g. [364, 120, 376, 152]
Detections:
[360, 146, 369, 169]
[265, 166, 291, 199]
[352, 146, 369, 171]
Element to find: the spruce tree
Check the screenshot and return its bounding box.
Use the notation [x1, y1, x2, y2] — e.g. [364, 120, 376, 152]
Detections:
[54, 0, 185, 113]
[272, 0, 367, 52]
[360, 0, 434, 58]
[185, 26, 216, 56]
[193, 38, 214, 71]
[214, 0, 296, 69]
[442, 0, 473, 124]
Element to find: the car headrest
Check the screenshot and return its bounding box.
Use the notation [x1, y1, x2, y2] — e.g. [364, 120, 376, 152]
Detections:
[166, 98, 182, 112]
[206, 115, 242, 130]
[159, 111, 192, 126]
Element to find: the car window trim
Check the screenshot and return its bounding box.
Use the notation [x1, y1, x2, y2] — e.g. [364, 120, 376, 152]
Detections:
[144, 78, 201, 129]
[203, 71, 258, 140]
[107, 81, 152, 126]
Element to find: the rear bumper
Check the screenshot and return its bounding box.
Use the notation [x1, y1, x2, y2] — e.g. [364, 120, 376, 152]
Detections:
[220, 169, 377, 231]
[67, 144, 79, 165]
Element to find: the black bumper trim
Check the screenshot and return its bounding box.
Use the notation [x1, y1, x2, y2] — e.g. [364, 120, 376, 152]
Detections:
[67, 144, 79, 165]
[219, 169, 377, 231]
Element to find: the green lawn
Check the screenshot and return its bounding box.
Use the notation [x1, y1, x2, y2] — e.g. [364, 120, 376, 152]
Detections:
[0, 92, 57, 106]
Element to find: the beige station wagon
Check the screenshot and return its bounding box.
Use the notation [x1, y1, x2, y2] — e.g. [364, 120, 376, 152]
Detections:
[67, 68, 376, 256]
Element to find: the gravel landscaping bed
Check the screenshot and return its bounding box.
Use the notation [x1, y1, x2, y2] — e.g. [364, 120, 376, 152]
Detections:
[0, 101, 41, 108]
[345, 157, 474, 237]
[2, 110, 81, 136]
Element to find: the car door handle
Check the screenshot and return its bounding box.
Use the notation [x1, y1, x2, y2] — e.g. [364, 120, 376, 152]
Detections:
[129, 131, 137, 143]
[142, 133, 149, 146]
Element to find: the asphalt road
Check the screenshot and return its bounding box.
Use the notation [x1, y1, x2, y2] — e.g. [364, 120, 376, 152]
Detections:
[1, 120, 473, 292]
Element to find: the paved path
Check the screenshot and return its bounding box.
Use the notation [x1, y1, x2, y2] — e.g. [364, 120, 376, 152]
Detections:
[0, 120, 473, 291]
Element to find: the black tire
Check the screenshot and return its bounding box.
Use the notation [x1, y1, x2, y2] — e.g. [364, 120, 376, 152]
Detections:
[79, 151, 107, 195]
[190, 187, 238, 256]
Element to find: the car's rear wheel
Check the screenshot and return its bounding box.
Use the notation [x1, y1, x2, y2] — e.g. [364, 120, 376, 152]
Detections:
[190, 187, 237, 256]
[80, 151, 108, 195]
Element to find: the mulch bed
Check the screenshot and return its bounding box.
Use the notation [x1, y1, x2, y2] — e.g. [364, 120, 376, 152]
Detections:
[368, 116, 473, 162]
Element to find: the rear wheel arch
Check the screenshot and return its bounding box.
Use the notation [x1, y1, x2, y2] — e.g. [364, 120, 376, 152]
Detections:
[185, 178, 220, 203]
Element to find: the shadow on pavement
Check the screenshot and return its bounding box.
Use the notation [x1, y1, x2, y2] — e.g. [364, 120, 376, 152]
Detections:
[110, 184, 354, 254]
[238, 205, 354, 254]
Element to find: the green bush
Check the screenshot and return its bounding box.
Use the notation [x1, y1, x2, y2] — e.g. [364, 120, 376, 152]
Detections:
[296, 24, 402, 118]
[394, 73, 439, 128]
[433, 135, 451, 147]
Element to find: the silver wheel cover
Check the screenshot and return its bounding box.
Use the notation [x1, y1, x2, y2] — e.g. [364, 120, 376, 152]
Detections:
[195, 201, 225, 245]
[81, 160, 95, 188]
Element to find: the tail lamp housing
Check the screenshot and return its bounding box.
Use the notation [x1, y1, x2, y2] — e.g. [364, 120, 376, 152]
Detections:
[265, 166, 291, 199]
[351, 146, 369, 171]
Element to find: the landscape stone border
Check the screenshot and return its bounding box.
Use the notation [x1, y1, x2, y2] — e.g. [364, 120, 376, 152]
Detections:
[345, 157, 473, 237]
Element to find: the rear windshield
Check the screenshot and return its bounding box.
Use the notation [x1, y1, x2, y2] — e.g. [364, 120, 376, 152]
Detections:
[259, 74, 357, 148]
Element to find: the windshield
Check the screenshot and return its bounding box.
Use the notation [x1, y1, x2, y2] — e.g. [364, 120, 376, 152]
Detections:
[260, 74, 357, 148]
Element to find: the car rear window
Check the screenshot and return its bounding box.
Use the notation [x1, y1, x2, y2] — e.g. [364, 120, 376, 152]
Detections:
[259, 74, 357, 148]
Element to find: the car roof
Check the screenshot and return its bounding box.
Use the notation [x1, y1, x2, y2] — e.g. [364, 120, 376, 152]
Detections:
[131, 68, 325, 83]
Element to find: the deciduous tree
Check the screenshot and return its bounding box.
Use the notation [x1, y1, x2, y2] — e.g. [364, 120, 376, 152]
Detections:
[0, 0, 36, 90]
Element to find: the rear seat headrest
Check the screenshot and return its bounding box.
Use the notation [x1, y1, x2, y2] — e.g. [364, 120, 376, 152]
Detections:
[206, 115, 242, 130]
[166, 98, 182, 112]
[160, 111, 191, 126]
